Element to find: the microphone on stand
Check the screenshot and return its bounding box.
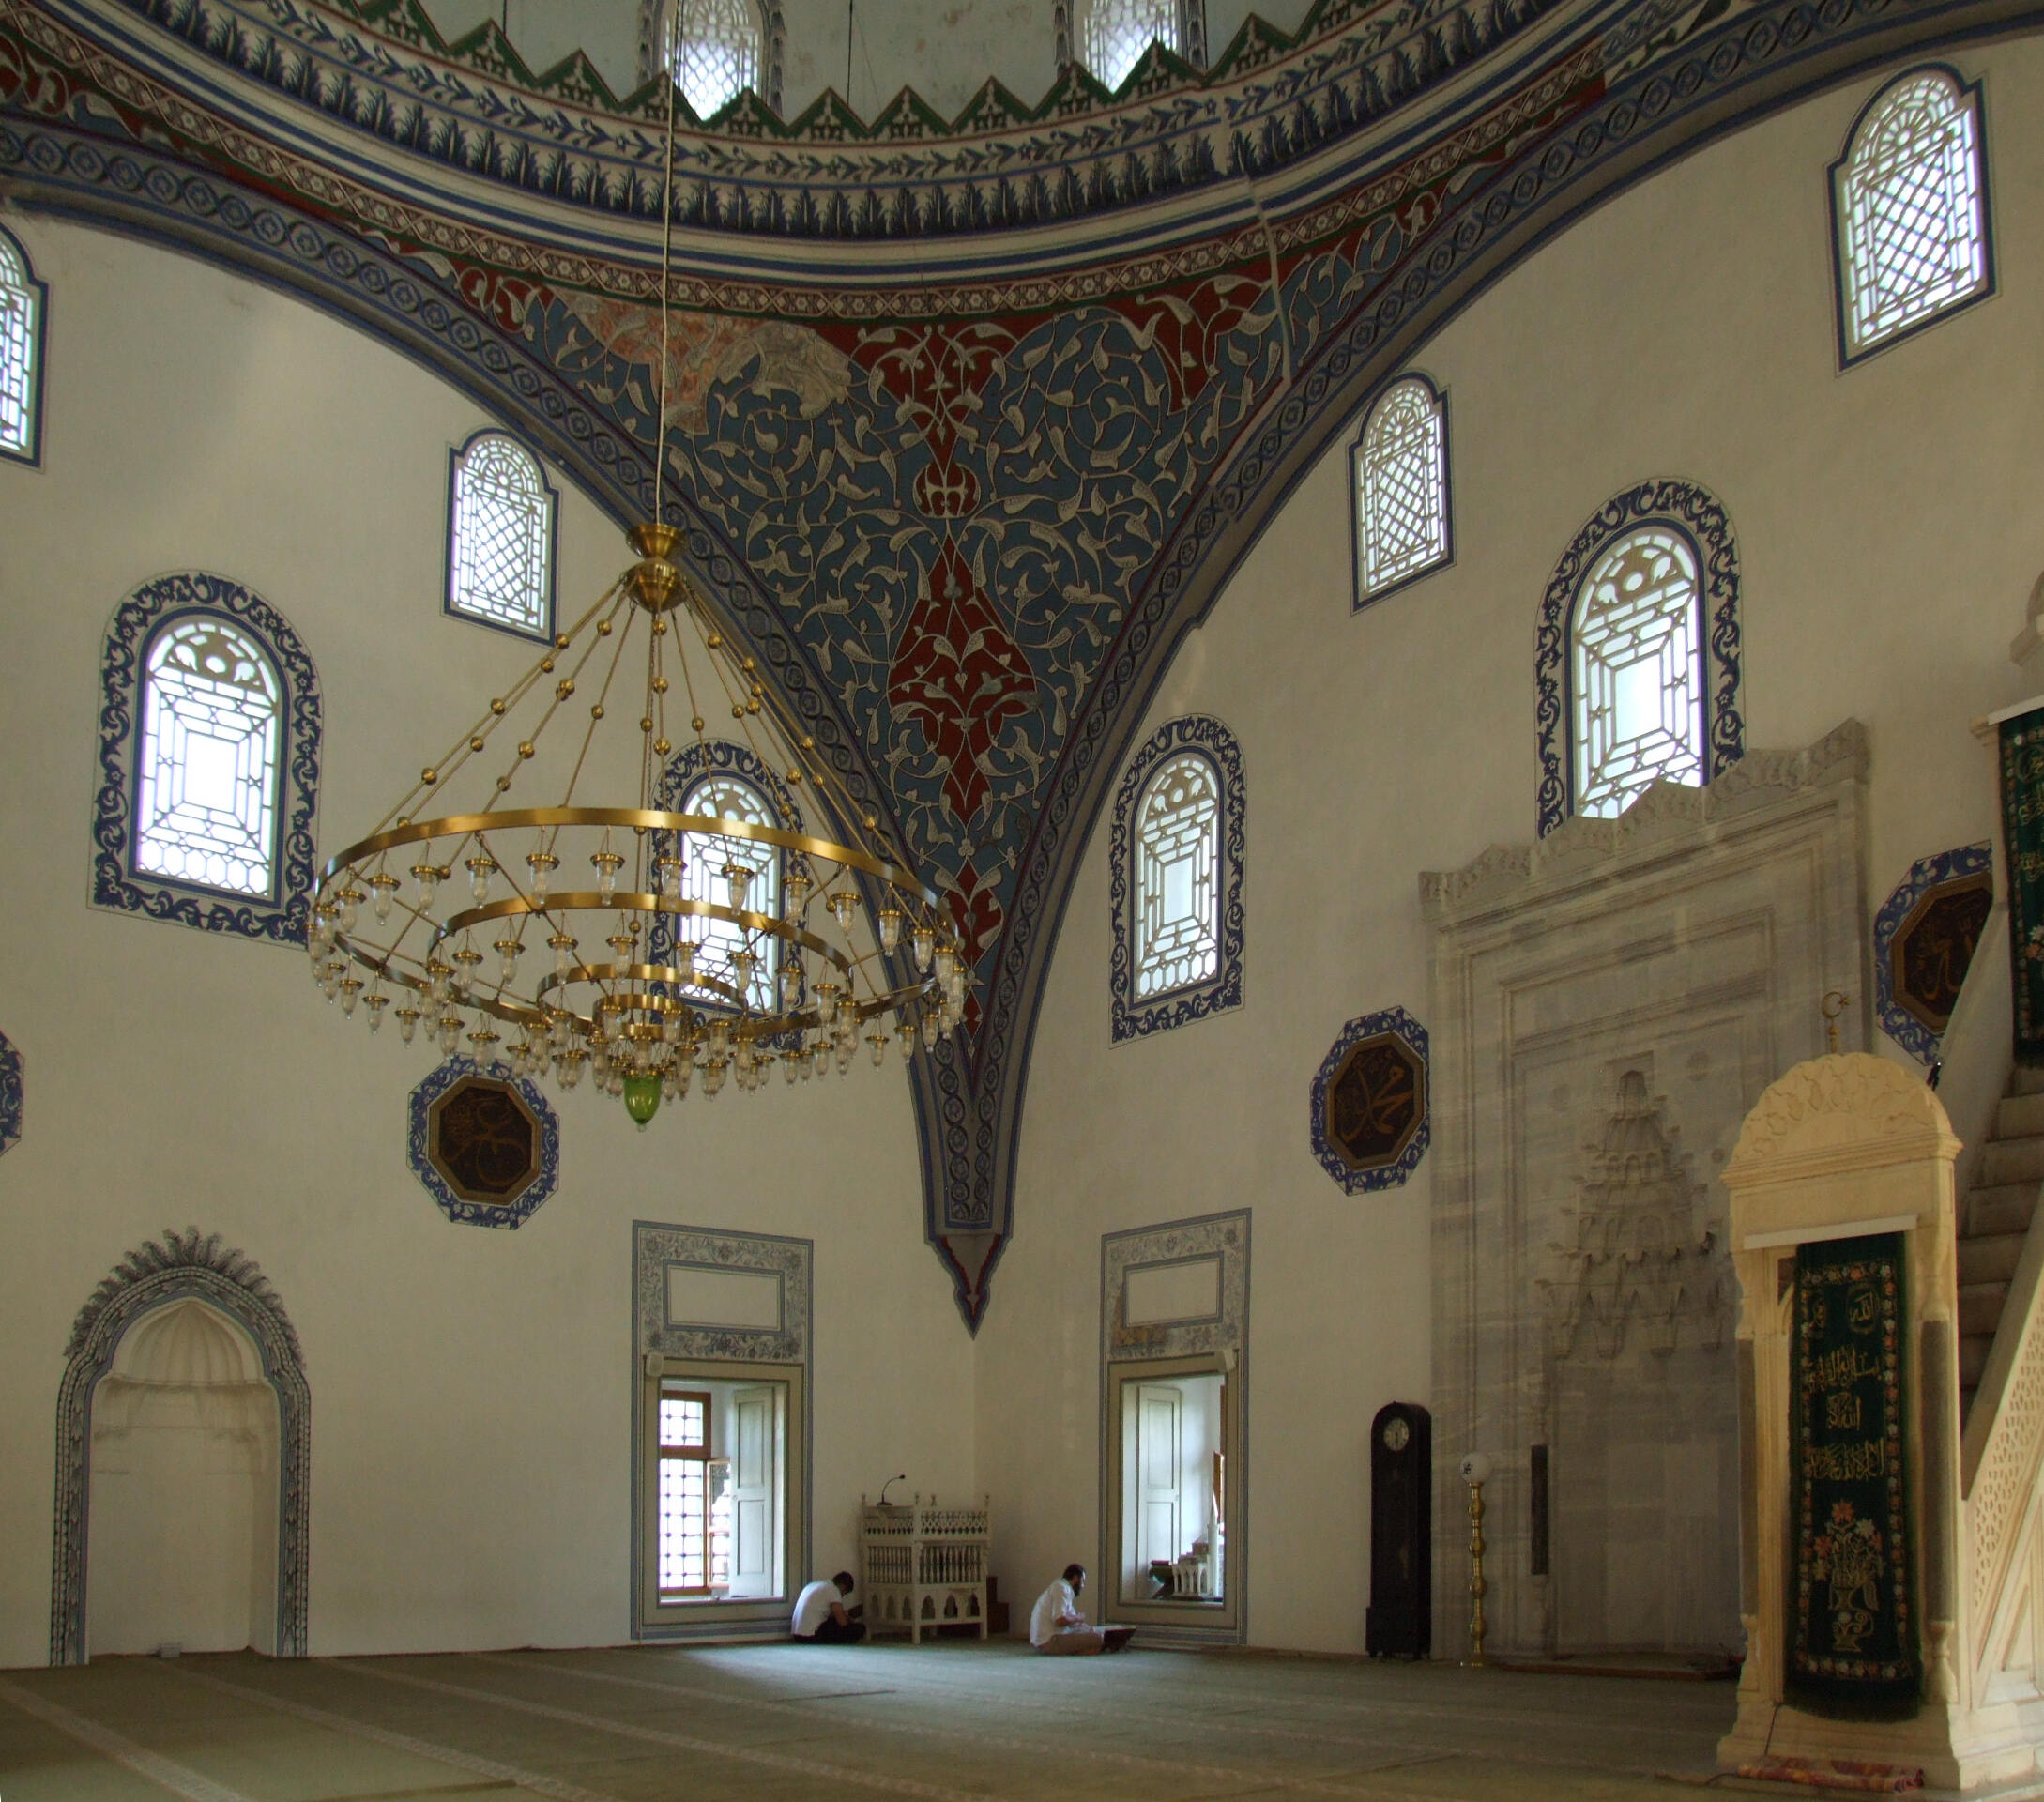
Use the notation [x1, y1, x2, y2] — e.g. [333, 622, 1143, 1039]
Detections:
[879, 1474, 908, 1506]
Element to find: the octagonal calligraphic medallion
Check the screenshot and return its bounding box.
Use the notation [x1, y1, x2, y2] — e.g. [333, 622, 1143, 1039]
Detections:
[408, 1058, 559, 1228]
[1893, 873, 1992, 1036]
[1310, 1007, 1429, 1194]
[1872, 844, 1992, 1064]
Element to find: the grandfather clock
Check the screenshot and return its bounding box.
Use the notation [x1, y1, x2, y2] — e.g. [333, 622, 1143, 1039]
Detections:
[1366, 1400, 1431, 1658]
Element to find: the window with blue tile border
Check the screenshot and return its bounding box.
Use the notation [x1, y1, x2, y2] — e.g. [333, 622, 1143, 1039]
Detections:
[0, 224, 47, 467]
[1110, 715, 1243, 1042]
[92, 573, 321, 946]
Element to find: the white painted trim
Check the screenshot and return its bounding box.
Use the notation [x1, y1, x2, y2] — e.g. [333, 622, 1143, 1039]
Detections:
[1741, 1213, 1920, 1250]
[1970, 693, 2044, 740]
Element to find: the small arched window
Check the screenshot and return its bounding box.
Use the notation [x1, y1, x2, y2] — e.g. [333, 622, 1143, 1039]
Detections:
[1569, 526, 1703, 819]
[94, 573, 322, 944]
[1832, 66, 1991, 364]
[0, 224, 48, 466]
[446, 432, 557, 642]
[1533, 481, 1744, 836]
[655, 744, 803, 1021]
[1079, 0, 1182, 89]
[1354, 374, 1450, 605]
[1135, 753, 1220, 999]
[658, 0, 765, 119]
[1110, 716, 1243, 1041]
[679, 771, 781, 1012]
[136, 617, 284, 898]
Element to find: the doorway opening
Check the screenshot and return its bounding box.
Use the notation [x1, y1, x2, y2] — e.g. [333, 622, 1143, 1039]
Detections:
[1120, 1372, 1225, 1604]
[638, 1354, 806, 1639]
[1104, 1354, 1242, 1638]
[655, 1376, 786, 1602]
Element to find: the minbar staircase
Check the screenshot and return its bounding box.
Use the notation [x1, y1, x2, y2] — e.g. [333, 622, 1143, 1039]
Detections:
[1959, 1065, 2044, 1425]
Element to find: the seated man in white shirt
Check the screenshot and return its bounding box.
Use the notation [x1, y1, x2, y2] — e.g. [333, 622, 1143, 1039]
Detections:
[1028, 1564, 1132, 1655]
[791, 1570, 865, 1643]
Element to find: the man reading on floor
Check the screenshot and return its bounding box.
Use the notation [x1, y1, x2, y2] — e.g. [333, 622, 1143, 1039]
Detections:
[792, 1570, 866, 1642]
[1029, 1564, 1133, 1655]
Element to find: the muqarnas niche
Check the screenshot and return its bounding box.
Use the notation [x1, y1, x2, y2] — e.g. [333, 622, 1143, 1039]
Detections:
[1536, 1069, 1735, 1656]
[409, 1059, 559, 1229]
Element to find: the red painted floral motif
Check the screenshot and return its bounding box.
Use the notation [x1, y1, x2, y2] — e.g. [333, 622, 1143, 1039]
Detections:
[820, 320, 1024, 517]
[1105, 272, 1268, 410]
[887, 538, 1034, 826]
[458, 267, 541, 337]
[945, 863, 1005, 1038]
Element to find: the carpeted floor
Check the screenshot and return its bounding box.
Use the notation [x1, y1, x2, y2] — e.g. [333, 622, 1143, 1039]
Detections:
[0, 1641, 1736, 1800]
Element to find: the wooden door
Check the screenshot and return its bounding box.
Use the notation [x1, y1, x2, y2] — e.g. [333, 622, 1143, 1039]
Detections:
[1135, 1384, 1184, 1574]
[729, 1385, 778, 1596]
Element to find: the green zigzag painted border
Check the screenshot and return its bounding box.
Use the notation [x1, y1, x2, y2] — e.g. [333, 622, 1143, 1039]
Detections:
[317, 0, 1415, 136]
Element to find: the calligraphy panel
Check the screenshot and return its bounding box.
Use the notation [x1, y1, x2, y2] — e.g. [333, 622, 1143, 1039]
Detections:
[2002, 709, 2044, 1064]
[1788, 1231, 1917, 1718]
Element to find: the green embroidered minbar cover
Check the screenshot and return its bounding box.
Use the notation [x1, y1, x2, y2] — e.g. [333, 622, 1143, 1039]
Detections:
[1787, 1231, 1918, 1719]
[2001, 706, 2044, 1063]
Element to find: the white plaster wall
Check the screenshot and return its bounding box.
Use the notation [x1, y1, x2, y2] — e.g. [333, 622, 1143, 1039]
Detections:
[0, 224, 969, 1668]
[984, 32, 2044, 1654]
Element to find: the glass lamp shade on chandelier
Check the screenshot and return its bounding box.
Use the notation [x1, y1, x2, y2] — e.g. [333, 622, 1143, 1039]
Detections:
[309, 522, 966, 1126]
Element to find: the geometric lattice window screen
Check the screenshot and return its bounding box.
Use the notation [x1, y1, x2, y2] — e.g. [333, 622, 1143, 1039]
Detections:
[679, 773, 781, 1014]
[659, 1389, 725, 1596]
[0, 229, 42, 465]
[135, 618, 284, 898]
[1569, 525, 1703, 820]
[1134, 751, 1220, 1000]
[659, 0, 762, 119]
[1357, 376, 1449, 601]
[1082, 0, 1178, 89]
[1835, 69, 1990, 361]
[447, 434, 555, 639]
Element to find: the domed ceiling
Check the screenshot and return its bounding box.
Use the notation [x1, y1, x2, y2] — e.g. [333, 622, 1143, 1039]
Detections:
[0, 0, 2016, 1321]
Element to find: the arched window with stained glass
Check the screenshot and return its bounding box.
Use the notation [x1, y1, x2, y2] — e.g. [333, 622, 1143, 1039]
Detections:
[1076, 0, 1186, 90]
[1109, 716, 1244, 1042]
[656, 0, 768, 119]
[136, 617, 284, 899]
[1832, 65, 1992, 365]
[679, 771, 781, 1013]
[1533, 481, 1744, 837]
[1354, 374, 1451, 605]
[93, 573, 322, 944]
[0, 224, 48, 466]
[446, 431, 557, 642]
[1568, 525, 1705, 819]
[1135, 753, 1219, 999]
[653, 744, 804, 1021]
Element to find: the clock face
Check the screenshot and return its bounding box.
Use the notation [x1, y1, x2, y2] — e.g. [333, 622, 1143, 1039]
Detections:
[1381, 1417, 1411, 1453]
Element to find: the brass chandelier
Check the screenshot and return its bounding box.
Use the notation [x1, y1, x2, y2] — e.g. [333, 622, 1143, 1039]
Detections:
[306, 38, 965, 1128]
